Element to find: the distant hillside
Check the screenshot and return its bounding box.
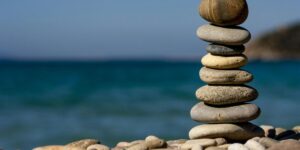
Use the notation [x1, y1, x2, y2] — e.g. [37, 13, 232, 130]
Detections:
[245, 22, 300, 60]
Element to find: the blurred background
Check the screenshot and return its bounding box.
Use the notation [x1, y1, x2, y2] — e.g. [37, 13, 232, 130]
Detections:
[0, 0, 300, 149]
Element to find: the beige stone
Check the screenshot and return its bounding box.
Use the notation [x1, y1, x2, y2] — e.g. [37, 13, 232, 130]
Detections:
[218, 144, 231, 149]
[87, 144, 110, 150]
[268, 139, 300, 150]
[205, 146, 225, 150]
[201, 54, 248, 69]
[126, 142, 148, 150]
[200, 67, 253, 85]
[228, 143, 249, 150]
[116, 142, 131, 148]
[197, 24, 251, 45]
[215, 138, 227, 146]
[244, 139, 266, 150]
[189, 123, 264, 141]
[145, 135, 166, 149]
[258, 137, 278, 148]
[66, 139, 100, 149]
[192, 144, 204, 150]
[181, 139, 217, 149]
[33, 146, 65, 150]
[293, 126, 300, 133]
[191, 102, 260, 123]
[195, 85, 258, 105]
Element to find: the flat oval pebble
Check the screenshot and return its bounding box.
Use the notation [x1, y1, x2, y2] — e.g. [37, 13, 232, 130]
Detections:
[189, 123, 264, 141]
[200, 67, 253, 85]
[195, 85, 258, 105]
[206, 44, 245, 56]
[201, 53, 248, 69]
[191, 102, 260, 123]
[197, 24, 251, 45]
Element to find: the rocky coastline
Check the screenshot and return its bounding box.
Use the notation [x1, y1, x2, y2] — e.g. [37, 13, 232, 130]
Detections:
[245, 22, 300, 61]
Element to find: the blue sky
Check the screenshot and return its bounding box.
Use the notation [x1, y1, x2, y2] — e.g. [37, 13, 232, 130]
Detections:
[0, 0, 300, 60]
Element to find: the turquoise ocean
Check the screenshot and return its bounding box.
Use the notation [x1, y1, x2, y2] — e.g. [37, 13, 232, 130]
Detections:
[0, 61, 300, 149]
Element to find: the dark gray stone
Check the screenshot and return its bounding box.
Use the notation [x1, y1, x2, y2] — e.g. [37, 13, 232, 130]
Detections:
[206, 44, 245, 56]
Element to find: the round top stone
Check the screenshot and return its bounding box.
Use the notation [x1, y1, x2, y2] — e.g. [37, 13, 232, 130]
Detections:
[199, 0, 248, 26]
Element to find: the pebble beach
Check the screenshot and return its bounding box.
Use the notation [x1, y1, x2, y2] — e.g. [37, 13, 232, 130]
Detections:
[33, 125, 300, 150]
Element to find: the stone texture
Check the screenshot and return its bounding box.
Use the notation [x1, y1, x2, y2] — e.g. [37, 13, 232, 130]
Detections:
[197, 24, 251, 45]
[200, 67, 253, 85]
[205, 147, 225, 150]
[268, 139, 300, 150]
[181, 139, 217, 149]
[199, 0, 248, 26]
[206, 44, 245, 56]
[87, 144, 110, 150]
[195, 85, 258, 105]
[192, 145, 204, 150]
[191, 102, 260, 123]
[33, 146, 65, 150]
[126, 142, 148, 150]
[228, 144, 249, 150]
[145, 135, 166, 149]
[215, 138, 227, 146]
[66, 139, 100, 149]
[244, 139, 266, 150]
[258, 137, 278, 148]
[201, 53, 248, 69]
[293, 126, 300, 133]
[189, 123, 264, 141]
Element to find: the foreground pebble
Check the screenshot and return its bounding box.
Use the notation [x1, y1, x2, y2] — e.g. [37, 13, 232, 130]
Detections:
[201, 53, 248, 69]
[145, 135, 166, 149]
[268, 139, 300, 150]
[197, 24, 251, 45]
[66, 139, 100, 149]
[33, 146, 66, 150]
[258, 137, 278, 148]
[191, 102, 260, 123]
[87, 144, 110, 150]
[195, 85, 258, 105]
[180, 139, 217, 149]
[244, 139, 265, 150]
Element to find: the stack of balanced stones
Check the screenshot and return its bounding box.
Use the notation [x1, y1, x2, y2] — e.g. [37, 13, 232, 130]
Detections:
[189, 0, 265, 141]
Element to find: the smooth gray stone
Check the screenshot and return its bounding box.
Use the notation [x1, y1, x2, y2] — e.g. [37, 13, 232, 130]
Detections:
[200, 67, 253, 85]
[197, 24, 251, 45]
[195, 85, 258, 105]
[206, 44, 245, 56]
[191, 102, 260, 123]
